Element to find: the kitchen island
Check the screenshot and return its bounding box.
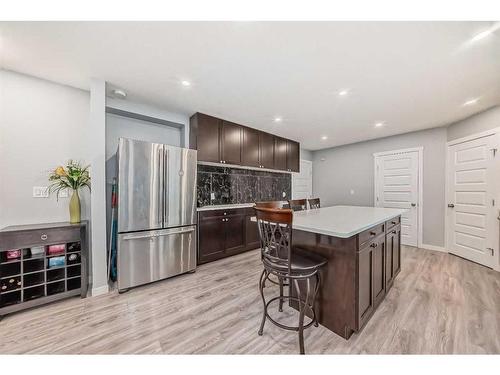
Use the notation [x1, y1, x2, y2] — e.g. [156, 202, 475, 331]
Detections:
[291, 206, 406, 339]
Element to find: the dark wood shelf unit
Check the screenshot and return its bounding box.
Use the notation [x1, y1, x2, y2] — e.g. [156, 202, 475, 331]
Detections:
[190, 112, 300, 172]
[0, 221, 88, 317]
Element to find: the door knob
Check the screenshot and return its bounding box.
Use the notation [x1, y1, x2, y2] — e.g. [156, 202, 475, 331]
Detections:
[448, 204, 455, 208]
[411, 203, 416, 207]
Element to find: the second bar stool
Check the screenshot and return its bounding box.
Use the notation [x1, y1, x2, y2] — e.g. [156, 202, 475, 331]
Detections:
[255, 206, 327, 354]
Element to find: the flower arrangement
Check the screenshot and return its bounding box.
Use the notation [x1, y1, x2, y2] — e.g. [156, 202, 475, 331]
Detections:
[48, 160, 91, 223]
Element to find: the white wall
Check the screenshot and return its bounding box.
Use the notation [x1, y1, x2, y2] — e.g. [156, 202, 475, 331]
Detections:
[300, 148, 313, 161]
[0, 70, 91, 229]
[447, 105, 500, 141]
[106, 97, 189, 148]
[312, 127, 447, 248]
[106, 113, 182, 160]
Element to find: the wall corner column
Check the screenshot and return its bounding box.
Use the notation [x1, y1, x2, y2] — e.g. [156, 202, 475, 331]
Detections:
[89, 79, 109, 296]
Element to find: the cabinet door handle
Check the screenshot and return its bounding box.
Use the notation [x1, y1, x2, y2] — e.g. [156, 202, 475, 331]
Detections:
[448, 203, 455, 208]
[392, 230, 397, 234]
[40, 234, 48, 241]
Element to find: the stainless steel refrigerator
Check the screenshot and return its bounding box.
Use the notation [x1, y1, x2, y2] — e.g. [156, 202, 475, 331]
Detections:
[116, 138, 197, 291]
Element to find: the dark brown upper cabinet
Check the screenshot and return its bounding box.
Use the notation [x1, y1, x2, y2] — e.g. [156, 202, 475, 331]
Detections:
[274, 137, 288, 171]
[189, 113, 221, 163]
[286, 140, 300, 172]
[221, 120, 242, 165]
[242, 127, 260, 168]
[190, 112, 300, 173]
[259, 132, 275, 169]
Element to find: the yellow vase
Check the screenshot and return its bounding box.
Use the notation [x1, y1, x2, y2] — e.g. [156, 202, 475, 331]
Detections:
[69, 190, 81, 224]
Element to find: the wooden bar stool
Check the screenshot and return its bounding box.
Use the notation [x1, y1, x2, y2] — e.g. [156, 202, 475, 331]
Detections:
[255, 207, 327, 354]
[308, 198, 321, 209]
[288, 199, 307, 211]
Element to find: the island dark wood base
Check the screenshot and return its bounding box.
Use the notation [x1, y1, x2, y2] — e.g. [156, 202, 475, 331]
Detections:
[291, 216, 401, 339]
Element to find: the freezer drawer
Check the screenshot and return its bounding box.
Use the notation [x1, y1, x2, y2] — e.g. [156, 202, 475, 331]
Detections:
[117, 225, 196, 291]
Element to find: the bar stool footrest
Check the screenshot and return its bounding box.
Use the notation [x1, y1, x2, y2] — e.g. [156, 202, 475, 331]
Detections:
[265, 295, 316, 332]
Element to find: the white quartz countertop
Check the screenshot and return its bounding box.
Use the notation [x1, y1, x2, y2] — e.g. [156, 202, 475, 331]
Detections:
[197, 203, 255, 211]
[292, 205, 407, 238]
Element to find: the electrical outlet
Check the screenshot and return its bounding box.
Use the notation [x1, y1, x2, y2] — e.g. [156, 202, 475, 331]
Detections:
[59, 189, 69, 198]
[350, 189, 355, 195]
[282, 191, 286, 198]
[33, 186, 49, 198]
[210, 192, 215, 201]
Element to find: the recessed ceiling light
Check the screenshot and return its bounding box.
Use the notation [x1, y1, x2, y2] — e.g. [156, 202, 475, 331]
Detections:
[463, 98, 479, 106]
[321, 136, 328, 140]
[110, 89, 127, 99]
[338, 89, 349, 96]
[374, 122, 384, 128]
[181, 80, 191, 87]
[274, 117, 283, 123]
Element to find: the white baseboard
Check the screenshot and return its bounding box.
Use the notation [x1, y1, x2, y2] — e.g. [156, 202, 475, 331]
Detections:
[91, 285, 109, 297]
[420, 243, 447, 253]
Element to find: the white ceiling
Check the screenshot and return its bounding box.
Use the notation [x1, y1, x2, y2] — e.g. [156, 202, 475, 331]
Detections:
[1, 22, 500, 150]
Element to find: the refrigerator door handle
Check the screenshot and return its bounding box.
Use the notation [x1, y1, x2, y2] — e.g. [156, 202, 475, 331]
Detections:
[164, 147, 169, 227]
[157, 227, 195, 236]
[121, 227, 195, 241]
[158, 147, 163, 226]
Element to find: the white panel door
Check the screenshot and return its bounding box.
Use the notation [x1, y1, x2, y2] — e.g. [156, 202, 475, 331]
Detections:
[292, 160, 312, 200]
[446, 135, 498, 268]
[375, 151, 419, 247]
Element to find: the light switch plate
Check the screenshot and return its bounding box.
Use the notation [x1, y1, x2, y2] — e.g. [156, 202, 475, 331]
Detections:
[210, 192, 215, 200]
[350, 189, 355, 195]
[33, 186, 49, 198]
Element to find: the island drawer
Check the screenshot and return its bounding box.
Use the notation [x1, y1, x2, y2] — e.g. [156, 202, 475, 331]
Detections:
[358, 223, 385, 249]
[386, 216, 401, 230]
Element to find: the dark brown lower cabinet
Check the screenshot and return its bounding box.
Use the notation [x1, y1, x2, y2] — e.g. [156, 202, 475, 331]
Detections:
[292, 216, 402, 340]
[385, 224, 401, 290]
[198, 215, 226, 263]
[224, 214, 246, 255]
[357, 244, 374, 329]
[245, 214, 260, 250]
[198, 208, 259, 264]
[356, 234, 386, 330]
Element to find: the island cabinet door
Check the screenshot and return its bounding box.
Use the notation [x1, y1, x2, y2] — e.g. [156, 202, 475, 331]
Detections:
[356, 245, 374, 330]
[385, 230, 396, 290]
[372, 236, 386, 307]
[392, 225, 401, 277]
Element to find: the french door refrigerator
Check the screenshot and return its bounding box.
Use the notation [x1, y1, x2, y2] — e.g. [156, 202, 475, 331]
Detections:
[116, 138, 197, 291]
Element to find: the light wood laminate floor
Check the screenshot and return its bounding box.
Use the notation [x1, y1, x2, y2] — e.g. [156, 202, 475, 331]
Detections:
[1, 246, 499, 354]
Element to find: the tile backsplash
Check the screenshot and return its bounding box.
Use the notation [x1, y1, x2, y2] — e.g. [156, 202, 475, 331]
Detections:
[197, 164, 291, 206]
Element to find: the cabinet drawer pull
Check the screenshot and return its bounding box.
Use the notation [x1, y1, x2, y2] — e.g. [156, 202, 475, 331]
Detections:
[370, 242, 378, 248]
[40, 234, 48, 241]
[391, 221, 397, 225]
[392, 230, 397, 234]
[370, 231, 376, 236]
